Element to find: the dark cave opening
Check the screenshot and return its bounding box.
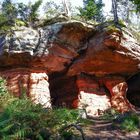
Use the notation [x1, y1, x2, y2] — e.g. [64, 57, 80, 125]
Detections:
[49, 74, 79, 108]
[126, 73, 140, 108]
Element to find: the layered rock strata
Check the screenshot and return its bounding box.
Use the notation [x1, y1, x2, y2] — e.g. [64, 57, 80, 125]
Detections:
[0, 21, 140, 115]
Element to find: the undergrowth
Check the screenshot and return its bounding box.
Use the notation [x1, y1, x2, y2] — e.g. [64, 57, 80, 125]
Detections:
[0, 77, 87, 140]
[100, 109, 120, 120]
[1, 76, 140, 140]
[120, 112, 140, 132]
[100, 108, 140, 132]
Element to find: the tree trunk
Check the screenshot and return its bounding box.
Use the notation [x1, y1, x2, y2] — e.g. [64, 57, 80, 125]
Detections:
[62, 0, 71, 18]
[112, 0, 119, 24]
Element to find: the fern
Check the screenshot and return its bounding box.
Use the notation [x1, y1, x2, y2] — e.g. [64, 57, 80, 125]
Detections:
[0, 77, 87, 139]
[120, 113, 140, 132]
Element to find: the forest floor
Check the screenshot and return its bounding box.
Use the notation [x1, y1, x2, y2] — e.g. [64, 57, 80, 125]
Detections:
[83, 118, 140, 140]
[81, 110, 140, 140]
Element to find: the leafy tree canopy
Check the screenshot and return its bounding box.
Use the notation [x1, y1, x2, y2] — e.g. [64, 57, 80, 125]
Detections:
[131, 0, 140, 12]
[43, 1, 62, 19]
[0, 0, 42, 29]
[2, 0, 17, 20]
[29, 0, 42, 22]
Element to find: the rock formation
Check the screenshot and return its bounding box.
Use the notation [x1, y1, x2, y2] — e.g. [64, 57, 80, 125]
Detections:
[0, 20, 140, 116]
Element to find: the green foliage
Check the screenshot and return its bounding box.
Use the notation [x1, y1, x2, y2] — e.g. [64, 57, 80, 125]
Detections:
[100, 109, 120, 120]
[100, 20, 126, 33]
[78, 0, 104, 22]
[118, 20, 127, 27]
[17, 2, 30, 21]
[0, 77, 87, 139]
[0, 0, 42, 29]
[131, 0, 140, 12]
[79, 0, 97, 20]
[43, 1, 62, 19]
[0, 0, 17, 32]
[16, 0, 42, 25]
[2, 0, 17, 21]
[106, 24, 119, 31]
[0, 77, 10, 109]
[106, 23, 124, 32]
[120, 113, 140, 132]
[15, 19, 26, 26]
[101, 108, 140, 132]
[0, 78, 8, 95]
[95, 0, 105, 22]
[29, 0, 42, 22]
[0, 13, 8, 27]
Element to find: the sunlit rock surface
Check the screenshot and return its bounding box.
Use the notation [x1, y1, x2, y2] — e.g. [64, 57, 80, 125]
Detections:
[101, 76, 134, 113]
[0, 69, 51, 107]
[0, 20, 140, 115]
[0, 22, 92, 73]
[76, 74, 111, 116]
[68, 26, 140, 76]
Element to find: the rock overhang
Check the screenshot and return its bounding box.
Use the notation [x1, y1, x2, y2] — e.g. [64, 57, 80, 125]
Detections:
[0, 20, 95, 73]
[0, 20, 140, 115]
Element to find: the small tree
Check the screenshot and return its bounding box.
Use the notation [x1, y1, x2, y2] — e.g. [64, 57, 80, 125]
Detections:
[17, 0, 42, 26]
[44, 1, 62, 19]
[17, 3, 30, 21]
[78, 0, 104, 22]
[29, 0, 42, 22]
[2, 0, 17, 25]
[95, 0, 104, 22]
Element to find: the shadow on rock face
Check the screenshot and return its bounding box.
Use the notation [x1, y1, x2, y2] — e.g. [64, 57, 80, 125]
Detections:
[126, 73, 140, 107]
[49, 74, 79, 108]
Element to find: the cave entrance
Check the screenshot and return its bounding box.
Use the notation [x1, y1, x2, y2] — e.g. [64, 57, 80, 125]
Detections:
[49, 74, 78, 108]
[126, 73, 140, 108]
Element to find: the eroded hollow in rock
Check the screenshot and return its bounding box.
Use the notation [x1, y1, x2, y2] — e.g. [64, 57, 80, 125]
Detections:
[49, 73, 112, 116]
[126, 73, 140, 107]
[49, 74, 78, 108]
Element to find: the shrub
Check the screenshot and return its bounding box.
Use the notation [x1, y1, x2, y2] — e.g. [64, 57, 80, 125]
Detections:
[100, 108, 120, 120]
[0, 96, 86, 139]
[120, 112, 140, 132]
[0, 77, 86, 139]
[15, 19, 26, 26]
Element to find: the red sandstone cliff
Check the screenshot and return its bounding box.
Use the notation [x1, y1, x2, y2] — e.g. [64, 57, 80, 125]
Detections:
[0, 20, 140, 116]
